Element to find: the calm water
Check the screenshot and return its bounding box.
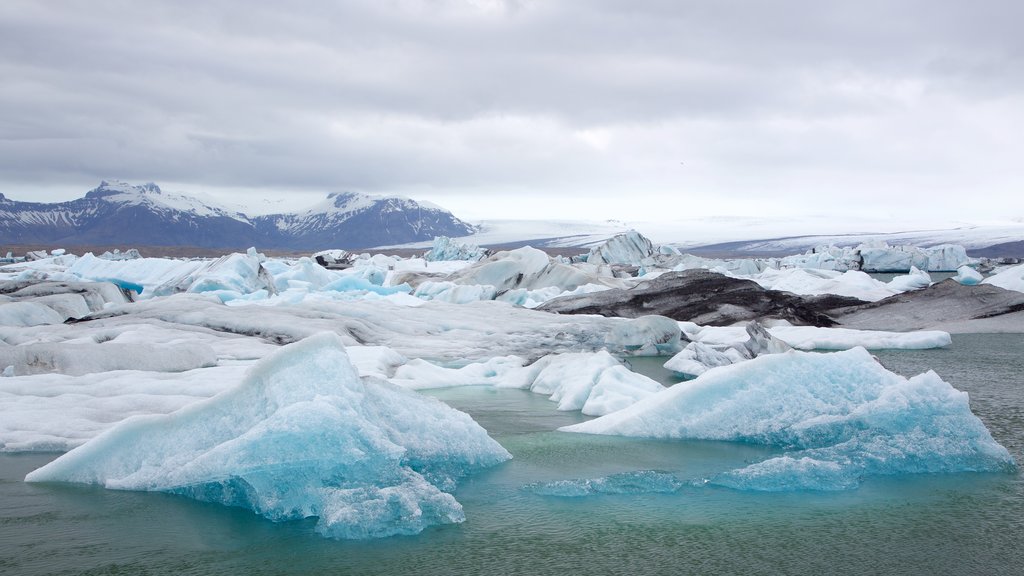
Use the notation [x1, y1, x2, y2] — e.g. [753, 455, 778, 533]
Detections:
[1, 334, 1022, 576]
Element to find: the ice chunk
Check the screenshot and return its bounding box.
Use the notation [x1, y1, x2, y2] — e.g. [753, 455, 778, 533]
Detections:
[663, 342, 736, 378]
[886, 266, 932, 292]
[0, 301, 64, 326]
[954, 265, 984, 286]
[447, 246, 607, 294]
[26, 333, 511, 539]
[563, 347, 1014, 490]
[587, 230, 654, 265]
[424, 236, 488, 262]
[414, 281, 497, 304]
[664, 321, 791, 378]
[983, 262, 1024, 294]
[392, 351, 665, 416]
[523, 470, 683, 497]
[691, 325, 951, 351]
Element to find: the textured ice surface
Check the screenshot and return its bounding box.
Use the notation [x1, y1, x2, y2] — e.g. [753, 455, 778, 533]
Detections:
[984, 262, 1024, 293]
[587, 230, 654, 265]
[26, 333, 511, 538]
[564, 348, 1014, 490]
[424, 236, 487, 262]
[0, 341, 217, 376]
[447, 246, 612, 295]
[392, 351, 665, 416]
[524, 470, 683, 497]
[886, 266, 932, 292]
[688, 324, 952, 351]
[954, 265, 984, 285]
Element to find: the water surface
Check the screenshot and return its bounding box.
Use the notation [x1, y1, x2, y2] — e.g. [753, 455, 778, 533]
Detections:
[1, 334, 1021, 575]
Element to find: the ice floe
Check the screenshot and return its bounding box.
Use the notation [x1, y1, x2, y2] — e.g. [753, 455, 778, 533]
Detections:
[563, 348, 1015, 490]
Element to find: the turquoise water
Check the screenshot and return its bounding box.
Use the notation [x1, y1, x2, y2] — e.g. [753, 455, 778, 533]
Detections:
[2, 334, 1022, 575]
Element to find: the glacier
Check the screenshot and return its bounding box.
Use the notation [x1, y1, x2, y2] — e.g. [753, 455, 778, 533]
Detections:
[25, 333, 511, 539]
[563, 347, 1015, 490]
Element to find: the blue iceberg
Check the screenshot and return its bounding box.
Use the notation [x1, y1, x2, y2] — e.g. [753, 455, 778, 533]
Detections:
[563, 347, 1015, 491]
[26, 332, 511, 538]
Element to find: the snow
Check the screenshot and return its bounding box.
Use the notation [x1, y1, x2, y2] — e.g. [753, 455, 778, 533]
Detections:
[25, 333, 511, 539]
[563, 347, 1015, 490]
[983, 262, 1024, 293]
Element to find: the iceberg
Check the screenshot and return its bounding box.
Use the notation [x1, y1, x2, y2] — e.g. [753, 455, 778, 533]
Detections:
[447, 246, 610, 295]
[664, 321, 791, 378]
[954, 265, 984, 286]
[26, 333, 511, 539]
[392, 351, 665, 416]
[424, 236, 489, 262]
[563, 348, 1014, 490]
[586, 230, 654, 266]
[983, 262, 1024, 294]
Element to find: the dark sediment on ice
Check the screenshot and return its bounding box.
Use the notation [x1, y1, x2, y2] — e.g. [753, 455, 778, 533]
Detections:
[538, 269, 862, 326]
[830, 279, 1024, 331]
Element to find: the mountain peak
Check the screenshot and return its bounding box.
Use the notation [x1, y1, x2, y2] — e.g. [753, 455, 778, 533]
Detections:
[86, 180, 162, 199]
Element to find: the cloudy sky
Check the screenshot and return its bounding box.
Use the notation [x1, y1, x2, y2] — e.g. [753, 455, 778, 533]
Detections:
[1, 0, 1022, 223]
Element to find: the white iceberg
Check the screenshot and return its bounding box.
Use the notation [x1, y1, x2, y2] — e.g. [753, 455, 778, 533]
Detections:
[954, 265, 984, 285]
[587, 230, 654, 266]
[563, 347, 1014, 490]
[392, 351, 665, 416]
[983, 262, 1024, 294]
[26, 333, 511, 539]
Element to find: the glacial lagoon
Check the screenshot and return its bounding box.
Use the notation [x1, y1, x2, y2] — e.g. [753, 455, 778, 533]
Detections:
[2, 333, 1021, 576]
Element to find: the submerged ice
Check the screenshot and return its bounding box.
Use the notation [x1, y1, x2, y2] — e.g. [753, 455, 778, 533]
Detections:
[563, 348, 1015, 490]
[25, 333, 511, 539]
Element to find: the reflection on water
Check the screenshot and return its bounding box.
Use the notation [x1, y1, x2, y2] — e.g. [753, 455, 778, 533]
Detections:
[1, 334, 1021, 576]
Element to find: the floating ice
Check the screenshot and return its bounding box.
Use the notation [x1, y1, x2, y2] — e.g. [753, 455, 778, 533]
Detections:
[524, 470, 683, 497]
[886, 266, 932, 292]
[424, 236, 488, 262]
[983, 262, 1024, 294]
[564, 347, 1014, 490]
[954, 265, 984, 286]
[447, 246, 608, 294]
[665, 321, 791, 378]
[26, 333, 511, 539]
[587, 230, 654, 266]
[689, 324, 951, 351]
[392, 351, 665, 416]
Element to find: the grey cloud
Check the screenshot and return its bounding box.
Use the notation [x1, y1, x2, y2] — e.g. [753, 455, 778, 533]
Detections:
[1, 0, 1022, 220]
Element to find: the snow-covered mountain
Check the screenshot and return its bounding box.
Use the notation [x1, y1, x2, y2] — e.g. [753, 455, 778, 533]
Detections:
[254, 192, 476, 249]
[0, 181, 476, 250]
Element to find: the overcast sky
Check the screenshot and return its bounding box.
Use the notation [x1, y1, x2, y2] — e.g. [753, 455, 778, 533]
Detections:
[1, 0, 1022, 223]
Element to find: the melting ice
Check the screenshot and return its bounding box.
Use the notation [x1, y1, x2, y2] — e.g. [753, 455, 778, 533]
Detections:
[25, 333, 511, 539]
[563, 347, 1015, 490]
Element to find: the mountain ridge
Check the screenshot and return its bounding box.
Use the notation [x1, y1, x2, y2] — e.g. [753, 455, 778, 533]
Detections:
[0, 181, 476, 250]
